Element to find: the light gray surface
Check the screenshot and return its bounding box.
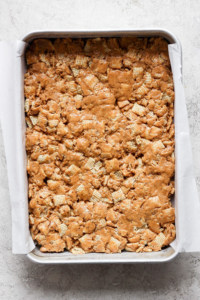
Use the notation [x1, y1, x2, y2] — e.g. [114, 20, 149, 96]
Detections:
[0, 0, 200, 299]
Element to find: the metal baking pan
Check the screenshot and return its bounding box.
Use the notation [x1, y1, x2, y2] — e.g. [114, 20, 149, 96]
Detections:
[23, 29, 181, 263]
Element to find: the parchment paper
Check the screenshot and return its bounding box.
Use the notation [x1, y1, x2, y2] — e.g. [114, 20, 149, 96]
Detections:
[0, 41, 34, 253]
[0, 40, 199, 254]
[169, 44, 200, 252]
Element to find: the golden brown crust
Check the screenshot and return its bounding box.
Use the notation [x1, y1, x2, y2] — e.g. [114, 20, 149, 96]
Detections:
[25, 37, 175, 254]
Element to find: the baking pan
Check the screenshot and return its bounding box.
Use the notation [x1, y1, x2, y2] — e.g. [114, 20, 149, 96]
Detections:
[23, 29, 181, 263]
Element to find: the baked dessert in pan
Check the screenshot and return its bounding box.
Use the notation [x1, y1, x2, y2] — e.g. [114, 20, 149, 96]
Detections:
[25, 37, 175, 254]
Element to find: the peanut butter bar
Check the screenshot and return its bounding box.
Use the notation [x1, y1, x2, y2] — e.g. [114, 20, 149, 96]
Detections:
[25, 37, 175, 254]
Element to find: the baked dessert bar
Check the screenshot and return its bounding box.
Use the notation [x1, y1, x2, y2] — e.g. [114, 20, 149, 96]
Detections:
[25, 37, 175, 254]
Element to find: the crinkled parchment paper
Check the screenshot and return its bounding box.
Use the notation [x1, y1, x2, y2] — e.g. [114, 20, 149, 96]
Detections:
[0, 40, 199, 254]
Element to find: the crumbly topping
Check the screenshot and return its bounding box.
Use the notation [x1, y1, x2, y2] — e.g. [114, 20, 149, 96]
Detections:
[25, 37, 175, 254]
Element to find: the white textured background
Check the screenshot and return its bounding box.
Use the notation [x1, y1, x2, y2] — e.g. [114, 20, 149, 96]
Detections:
[0, 0, 200, 299]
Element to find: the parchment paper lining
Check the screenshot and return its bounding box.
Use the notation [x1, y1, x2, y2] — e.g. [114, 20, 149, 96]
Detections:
[0, 40, 199, 254]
